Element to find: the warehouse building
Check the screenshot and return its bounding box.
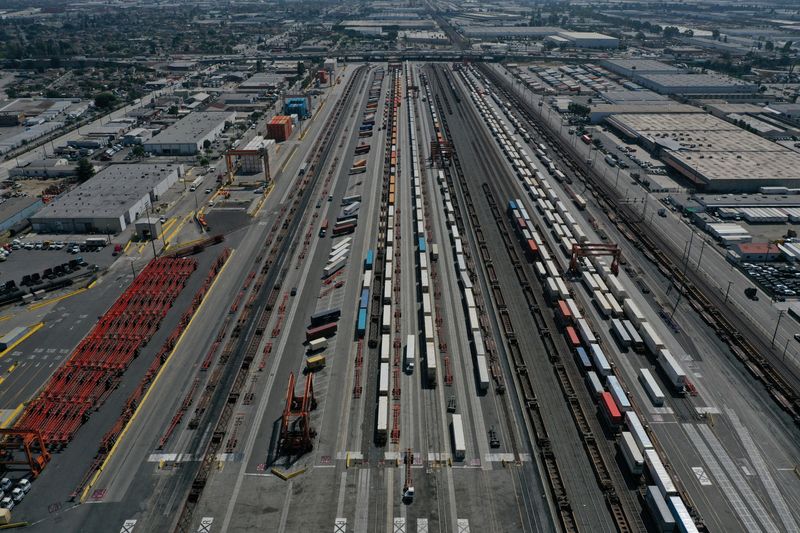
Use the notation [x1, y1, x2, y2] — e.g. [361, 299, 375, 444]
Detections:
[553, 31, 619, 49]
[144, 111, 235, 156]
[600, 59, 683, 78]
[0, 197, 43, 232]
[30, 164, 182, 234]
[606, 112, 800, 192]
[461, 26, 562, 39]
[634, 73, 758, 98]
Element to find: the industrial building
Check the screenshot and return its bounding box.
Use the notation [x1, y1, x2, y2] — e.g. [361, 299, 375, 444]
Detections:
[30, 164, 182, 234]
[0, 197, 43, 232]
[552, 31, 619, 49]
[633, 73, 758, 98]
[606, 112, 800, 192]
[143, 111, 235, 156]
[461, 26, 562, 39]
[8, 158, 77, 179]
[600, 59, 683, 79]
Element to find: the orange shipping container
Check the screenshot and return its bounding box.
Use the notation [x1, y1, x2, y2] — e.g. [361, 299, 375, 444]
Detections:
[388, 192, 395, 205]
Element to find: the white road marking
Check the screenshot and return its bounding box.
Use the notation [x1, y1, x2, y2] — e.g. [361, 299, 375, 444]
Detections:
[119, 519, 137, 533]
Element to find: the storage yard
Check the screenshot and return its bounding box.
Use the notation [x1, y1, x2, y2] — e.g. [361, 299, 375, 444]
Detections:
[0, 61, 798, 533]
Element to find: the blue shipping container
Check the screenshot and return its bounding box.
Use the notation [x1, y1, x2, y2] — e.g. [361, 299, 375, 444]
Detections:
[575, 346, 592, 371]
[364, 250, 374, 271]
[418, 237, 426, 252]
[359, 288, 369, 310]
[357, 308, 367, 337]
[508, 199, 518, 212]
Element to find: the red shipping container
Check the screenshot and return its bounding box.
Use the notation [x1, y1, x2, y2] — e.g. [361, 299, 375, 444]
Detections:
[306, 322, 337, 342]
[600, 391, 622, 426]
[267, 115, 293, 142]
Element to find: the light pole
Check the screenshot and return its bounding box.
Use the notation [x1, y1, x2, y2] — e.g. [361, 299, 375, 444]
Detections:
[772, 310, 784, 347]
[724, 280, 733, 302]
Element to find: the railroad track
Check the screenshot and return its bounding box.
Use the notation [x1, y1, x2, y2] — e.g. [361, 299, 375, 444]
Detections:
[172, 65, 368, 533]
[478, 63, 800, 430]
[424, 65, 577, 533]
[434, 63, 655, 533]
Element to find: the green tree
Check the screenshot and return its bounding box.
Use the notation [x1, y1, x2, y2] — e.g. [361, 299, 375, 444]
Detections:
[765, 40, 774, 51]
[76, 158, 95, 182]
[203, 139, 212, 150]
[783, 40, 793, 53]
[662, 26, 680, 38]
[168, 105, 179, 115]
[297, 61, 306, 76]
[131, 145, 145, 158]
[94, 91, 117, 109]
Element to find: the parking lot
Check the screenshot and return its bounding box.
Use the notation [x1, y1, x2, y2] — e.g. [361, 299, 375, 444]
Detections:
[0, 240, 116, 287]
[740, 261, 800, 299]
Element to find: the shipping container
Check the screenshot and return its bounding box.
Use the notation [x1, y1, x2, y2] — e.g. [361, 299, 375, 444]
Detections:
[425, 341, 437, 387]
[624, 320, 644, 350]
[625, 411, 654, 451]
[307, 337, 327, 352]
[640, 368, 665, 406]
[645, 449, 677, 497]
[575, 346, 592, 371]
[382, 304, 391, 333]
[310, 307, 341, 326]
[376, 396, 389, 443]
[383, 280, 392, 304]
[363, 270, 373, 289]
[306, 322, 337, 342]
[306, 354, 326, 372]
[475, 355, 490, 392]
[667, 496, 699, 533]
[379, 363, 390, 396]
[607, 375, 631, 411]
[646, 486, 676, 533]
[357, 308, 367, 338]
[641, 322, 665, 355]
[566, 298, 583, 320]
[611, 318, 632, 349]
[590, 343, 612, 376]
[620, 431, 644, 475]
[658, 349, 687, 391]
[600, 391, 623, 427]
[594, 290, 613, 318]
[381, 334, 392, 363]
[565, 326, 581, 348]
[576, 318, 597, 345]
[606, 275, 627, 300]
[422, 293, 432, 317]
[623, 299, 647, 326]
[364, 249, 374, 270]
[451, 414, 466, 461]
[586, 371, 604, 398]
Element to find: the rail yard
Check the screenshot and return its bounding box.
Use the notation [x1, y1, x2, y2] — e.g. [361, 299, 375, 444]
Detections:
[1, 61, 799, 533]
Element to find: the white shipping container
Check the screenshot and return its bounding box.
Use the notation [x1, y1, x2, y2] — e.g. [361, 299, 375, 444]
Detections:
[623, 299, 647, 327]
[377, 396, 389, 433]
[620, 431, 644, 474]
[383, 280, 392, 304]
[381, 334, 392, 362]
[607, 375, 631, 411]
[625, 412, 654, 452]
[475, 355, 490, 392]
[567, 298, 583, 320]
[363, 270, 373, 289]
[667, 497, 700, 533]
[606, 275, 627, 300]
[421, 269, 430, 293]
[424, 315, 435, 343]
[464, 288, 476, 310]
[593, 290, 613, 318]
[576, 318, 596, 345]
[378, 363, 390, 396]
[645, 449, 677, 497]
[658, 349, 687, 391]
[639, 368, 665, 406]
[640, 322, 665, 355]
[422, 293, 432, 317]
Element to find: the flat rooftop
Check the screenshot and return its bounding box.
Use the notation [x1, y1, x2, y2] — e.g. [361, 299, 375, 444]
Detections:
[608, 112, 800, 185]
[33, 164, 179, 219]
[602, 59, 682, 73]
[146, 112, 234, 145]
[637, 73, 758, 90]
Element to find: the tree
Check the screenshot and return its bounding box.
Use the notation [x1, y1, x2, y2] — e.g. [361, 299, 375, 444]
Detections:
[203, 139, 212, 150]
[256, 59, 263, 72]
[297, 61, 306, 76]
[131, 145, 145, 158]
[662, 26, 680, 38]
[76, 158, 95, 182]
[168, 105, 179, 115]
[765, 40, 774, 51]
[94, 91, 117, 109]
[783, 40, 793, 53]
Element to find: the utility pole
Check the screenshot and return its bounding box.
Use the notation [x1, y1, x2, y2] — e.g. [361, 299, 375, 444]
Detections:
[724, 280, 733, 302]
[772, 310, 784, 347]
